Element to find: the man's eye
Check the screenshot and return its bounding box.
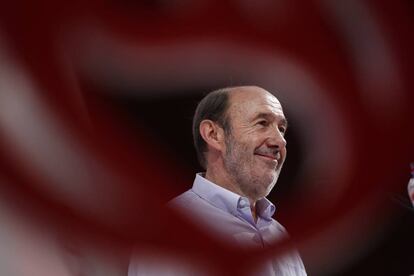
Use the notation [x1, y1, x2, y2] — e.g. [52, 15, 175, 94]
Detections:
[279, 127, 286, 134]
[257, 120, 268, 126]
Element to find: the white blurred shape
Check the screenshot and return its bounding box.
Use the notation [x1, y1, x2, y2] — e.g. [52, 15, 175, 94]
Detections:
[408, 177, 414, 208]
[321, 0, 404, 118]
[0, 177, 127, 276]
[0, 35, 127, 225]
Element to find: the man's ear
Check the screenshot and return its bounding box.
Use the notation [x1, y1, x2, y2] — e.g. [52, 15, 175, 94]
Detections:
[199, 120, 225, 152]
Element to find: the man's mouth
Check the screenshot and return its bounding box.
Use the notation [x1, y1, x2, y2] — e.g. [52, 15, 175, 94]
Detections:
[255, 153, 277, 160]
[254, 151, 281, 167]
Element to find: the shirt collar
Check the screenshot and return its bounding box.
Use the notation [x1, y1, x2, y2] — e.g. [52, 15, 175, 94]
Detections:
[256, 197, 276, 220]
[191, 173, 276, 220]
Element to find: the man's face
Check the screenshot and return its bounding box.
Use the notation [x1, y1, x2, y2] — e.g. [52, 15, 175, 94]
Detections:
[221, 88, 287, 201]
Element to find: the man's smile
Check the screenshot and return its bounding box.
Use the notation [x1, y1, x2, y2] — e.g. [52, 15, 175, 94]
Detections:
[253, 149, 282, 168]
[255, 153, 277, 160]
[254, 153, 279, 167]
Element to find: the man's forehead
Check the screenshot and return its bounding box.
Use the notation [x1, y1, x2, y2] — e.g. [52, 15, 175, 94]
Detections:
[228, 87, 284, 115]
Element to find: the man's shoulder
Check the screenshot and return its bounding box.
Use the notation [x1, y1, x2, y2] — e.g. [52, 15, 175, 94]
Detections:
[167, 189, 234, 221]
[268, 217, 288, 233]
[167, 189, 202, 209]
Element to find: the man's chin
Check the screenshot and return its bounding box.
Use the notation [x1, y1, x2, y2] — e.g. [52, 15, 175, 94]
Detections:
[264, 175, 278, 193]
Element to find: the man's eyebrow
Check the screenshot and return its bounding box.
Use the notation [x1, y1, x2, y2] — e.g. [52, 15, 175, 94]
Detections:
[253, 113, 288, 128]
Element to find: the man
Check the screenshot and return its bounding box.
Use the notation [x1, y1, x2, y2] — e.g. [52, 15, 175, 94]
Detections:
[129, 86, 306, 275]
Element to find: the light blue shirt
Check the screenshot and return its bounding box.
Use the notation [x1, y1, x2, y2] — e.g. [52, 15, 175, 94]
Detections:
[129, 174, 306, 276]
[169, 174, 307, 276]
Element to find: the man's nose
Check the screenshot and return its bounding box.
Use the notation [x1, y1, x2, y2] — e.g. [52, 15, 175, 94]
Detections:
[267, 127, 287, 148]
